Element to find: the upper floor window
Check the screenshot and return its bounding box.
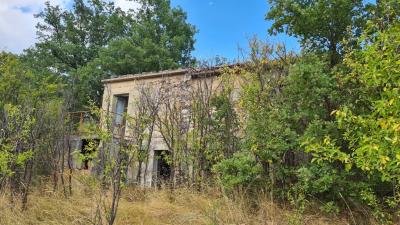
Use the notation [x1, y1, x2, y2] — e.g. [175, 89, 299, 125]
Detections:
[114, 95, 129, 127]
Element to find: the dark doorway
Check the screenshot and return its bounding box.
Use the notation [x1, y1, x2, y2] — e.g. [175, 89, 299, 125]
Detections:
[80, 139, 99, 170]
[154, 150, 171, 185]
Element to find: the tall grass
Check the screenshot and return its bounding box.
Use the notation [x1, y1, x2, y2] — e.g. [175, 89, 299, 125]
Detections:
[0, 174, 359, 225]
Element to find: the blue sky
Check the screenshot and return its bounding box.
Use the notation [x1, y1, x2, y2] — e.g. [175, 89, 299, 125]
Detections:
[171, 0, 300, 61]
[0, 0, 300, 61]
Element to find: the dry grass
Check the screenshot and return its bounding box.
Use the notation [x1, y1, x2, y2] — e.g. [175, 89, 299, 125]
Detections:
[0, 175, 354, 225]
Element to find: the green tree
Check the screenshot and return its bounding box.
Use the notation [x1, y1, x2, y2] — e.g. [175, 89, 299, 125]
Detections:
[0, 52, 60, 108]
[76, 0, 196, 107]
[98, 0, 197, 75]
[0, 52, 66, 209]
[266, 0, 370, 66]
[305, 16, 400, 223]
[374, 0, 400, 31]
[30, 0, 129, 73]
[27, 0, 196, 109]
[23, 0, 130, 110]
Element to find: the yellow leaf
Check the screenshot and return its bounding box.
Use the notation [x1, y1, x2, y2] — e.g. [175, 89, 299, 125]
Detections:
[393, 124, 400, 131]
[380, 155, 390, 165]
[345, 163, 352, 171]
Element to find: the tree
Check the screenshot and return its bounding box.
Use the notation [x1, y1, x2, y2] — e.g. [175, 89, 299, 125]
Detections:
[0, 52, 67, 209]
[29, 0, 196, 109]
[81, 0, 197, 78]
[266, 0, 370, 66]
[97, 0, 197, 75]
[305, 13, 400, 222]
[76, 0, 196, 108]
[31, 0, 129, 74]
[374, 0, 400, 31]
[24, 0, 131, 110]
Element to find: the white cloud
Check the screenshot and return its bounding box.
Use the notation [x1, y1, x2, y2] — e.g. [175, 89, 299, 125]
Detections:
[0, 0, 69, 53]
[0, 0, 138, 54]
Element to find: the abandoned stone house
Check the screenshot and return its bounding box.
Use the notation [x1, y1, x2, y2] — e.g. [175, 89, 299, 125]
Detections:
[71, 66, 240, 187]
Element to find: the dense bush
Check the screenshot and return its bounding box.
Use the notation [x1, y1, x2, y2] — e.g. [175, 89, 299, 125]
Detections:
[215, 15, 400, 223]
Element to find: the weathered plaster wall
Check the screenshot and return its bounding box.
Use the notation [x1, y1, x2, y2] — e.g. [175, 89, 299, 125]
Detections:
[101, 70, 238, 187]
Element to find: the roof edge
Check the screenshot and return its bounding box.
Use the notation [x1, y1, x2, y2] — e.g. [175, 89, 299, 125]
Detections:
[101, 63, 244, 84]
[102, 68, 189, 84]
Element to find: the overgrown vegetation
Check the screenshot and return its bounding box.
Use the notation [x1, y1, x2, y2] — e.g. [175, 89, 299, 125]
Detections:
[0, 0, 399, 224]
[0, 174, 355, 225]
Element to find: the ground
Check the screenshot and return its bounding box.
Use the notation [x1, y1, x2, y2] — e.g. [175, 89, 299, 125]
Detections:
[0, 174, 357, 225]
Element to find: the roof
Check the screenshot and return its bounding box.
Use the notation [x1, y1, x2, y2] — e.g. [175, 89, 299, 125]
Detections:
[101, 63, 245, 84]
[102, 68, 188, 84]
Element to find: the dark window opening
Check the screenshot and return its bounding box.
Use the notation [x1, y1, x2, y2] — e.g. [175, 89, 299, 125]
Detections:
[81, 139, 99, 170]
[154, 150, 171, 185]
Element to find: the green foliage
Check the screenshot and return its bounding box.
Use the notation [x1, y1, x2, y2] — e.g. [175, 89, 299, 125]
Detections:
[32, 0, 129, 73]
[214, 151, 262, 191]
[214, 42, 346, 204]
[341, 24, 400, 183]
[237, 44, 338, 192]
[0, 52, 61, 105]
[0, 104, 35, 182]
[304, 15, 400, 222]
[239, 43, 296, 182]
[225, 32, 397, 222]
[98, 0, 196, 75]
[24, 0, 196, 110]
[319, 201, 340, 215]
[206, 81, 239, 166]
[24, 0, 130, 110]
[0, 51, 67, 208]
[76, 0, 196, 107]
[0, 52, 58, 106]
[266, 0, 371, 66]
[307, 22, 400, 183]
[213, 33, 397, 220]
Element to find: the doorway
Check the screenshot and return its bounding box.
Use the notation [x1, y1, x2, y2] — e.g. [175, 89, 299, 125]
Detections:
[153, 150, 171, 185]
